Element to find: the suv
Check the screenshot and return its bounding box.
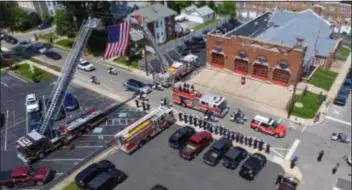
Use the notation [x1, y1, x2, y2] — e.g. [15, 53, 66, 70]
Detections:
[25, 94, 40, 113]
[169, 126, 196, 149]
[250, 115, 286, 138]
[87, 168, 127, 190]
[203, 137, 232, 166]
[222, 146, 248, 170]
[239, 153, 266, 180]
[75, 160, 115, 189]
[123, 79, 152, 94]
[78, 59, 95, 71]
[179, 131, 212, 160]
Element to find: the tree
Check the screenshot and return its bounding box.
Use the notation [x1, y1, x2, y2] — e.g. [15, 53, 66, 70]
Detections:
[54, 9, 75, 36]
[216, 2, 236, 18]
[168, 1, 192, 13]
[196, 1, 207, 7]
[29, 12, 42, 26]
[42, 13, 52, 22]
[9, 6, 32, 31]
[207, 1, 216, 11]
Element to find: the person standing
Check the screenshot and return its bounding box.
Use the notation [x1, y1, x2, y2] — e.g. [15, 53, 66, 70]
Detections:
[317, 150, 324, 162]
[275, 172, 283, 184]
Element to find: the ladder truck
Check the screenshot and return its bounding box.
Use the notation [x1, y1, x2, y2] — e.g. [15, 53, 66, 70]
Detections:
[133, 14, 200, 87]
[15, 18, 109, 164]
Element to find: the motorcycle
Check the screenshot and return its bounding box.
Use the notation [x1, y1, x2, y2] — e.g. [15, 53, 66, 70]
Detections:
[235, 109, 247, 121]
[331, 133, 350, 143]
[153, 83, 163, 91]
[90, 76, 99, 84]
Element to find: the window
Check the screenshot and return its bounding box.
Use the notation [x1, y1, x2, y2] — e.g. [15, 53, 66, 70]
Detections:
[161, 32, 164, 36]
[292, 2, 296, 6]
[50, 10, 54, 16]
[159, 20, 163, 27]
[156, 32, 160, 40]
[341, 7, 345, 13]
[261, 123, 270, 128]
[211, 53, 225, 65]
[155, 21, 159, 28]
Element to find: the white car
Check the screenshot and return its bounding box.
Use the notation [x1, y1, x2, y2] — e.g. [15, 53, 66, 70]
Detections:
[25, 94, 40, 113]
[78, 59, 95, 71]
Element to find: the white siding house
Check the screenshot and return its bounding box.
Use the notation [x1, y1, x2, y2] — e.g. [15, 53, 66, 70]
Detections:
[180, 5, 214, 24]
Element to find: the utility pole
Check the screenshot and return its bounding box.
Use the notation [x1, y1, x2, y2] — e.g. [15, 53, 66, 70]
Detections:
[287, 70, 300, 118]
[142, 16, 149, 76]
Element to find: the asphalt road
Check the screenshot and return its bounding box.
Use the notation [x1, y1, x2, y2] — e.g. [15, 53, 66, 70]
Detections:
[106, 124, 284, 190]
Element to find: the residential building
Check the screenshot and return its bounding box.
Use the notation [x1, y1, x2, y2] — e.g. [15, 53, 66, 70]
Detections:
[236, 1, 352, 35]
[179, 4, 215, 24]
[206, 9, 342, 87]
[126, 3, 177, 44]
[17, 1, 63, 17]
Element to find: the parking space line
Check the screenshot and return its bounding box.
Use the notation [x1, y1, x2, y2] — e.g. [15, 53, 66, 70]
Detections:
[0, 119, 26, 133]
[82, 134, 114, 137]
[1, 82, 9, 87]
[284, 139, 300, 160]
[301, 125, 307, 133]
[278, 117, 283, 123]
[41, 158, 84, 161]
[25, 109, 28, 134]
[7, 73, 28, 83]
[73, 146, 104, 148]
[4, 110, 9, 152]
[326, 116, 351, 126]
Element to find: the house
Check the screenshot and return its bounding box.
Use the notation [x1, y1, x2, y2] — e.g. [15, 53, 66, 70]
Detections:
[206, 9, 341, 87]
[16, 1, 63, 17]
[126, 3, 177, 44]
[179, 5, 215, 24]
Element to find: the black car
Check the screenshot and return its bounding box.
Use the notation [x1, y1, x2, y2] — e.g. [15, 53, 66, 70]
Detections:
[150, 184, 168, 190]
[203, 137, 232, 166]
[184, 40, 194, 46]
[239, 153, 267, 180]
[334, 87, 349, 106]
[177, 45, 190, 56]
[169, 126, 196, 149]
[45, 51, 62, 60]
[28, 111, 42, 132]
[203, 29, 210, 35]
[45, 99, 66, 121]
[192, 35, 203, 43]
[87, 168, 127, 190]
[3, 35, 18, 44]
[222, 146, 248, 170]
[75, 160, 115, 189]
[31, 43, 48, 54]
[38, 21, 51, 30]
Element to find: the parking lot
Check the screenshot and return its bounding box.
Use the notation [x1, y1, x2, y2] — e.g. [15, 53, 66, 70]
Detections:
[0, 73, 144, 185]
[106, 124, 284, 190]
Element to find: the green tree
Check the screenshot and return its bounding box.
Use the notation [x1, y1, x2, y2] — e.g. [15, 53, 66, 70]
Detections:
[29, 12, 42, 26]
[196, 1, 207, 7]
[5, 5, 32, 31]
[54, 9, 75, 36]
[207, 1, 216, 11]
[42, 13, 52, 22]
[216, 2, 236, 18]
[168, 1, 192, 13]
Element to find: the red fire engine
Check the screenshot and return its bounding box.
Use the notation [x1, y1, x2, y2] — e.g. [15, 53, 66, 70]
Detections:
[172, 82, 230, 117]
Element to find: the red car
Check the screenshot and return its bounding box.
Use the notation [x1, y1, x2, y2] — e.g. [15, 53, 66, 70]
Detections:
[179, 131, 213, 160]
[250, 115, 286, 138]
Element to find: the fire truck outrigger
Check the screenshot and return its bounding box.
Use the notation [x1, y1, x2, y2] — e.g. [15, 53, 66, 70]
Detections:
[172, 82, 230, 118]
[114, 106, 176, 154]
[16, 104, 115, 164]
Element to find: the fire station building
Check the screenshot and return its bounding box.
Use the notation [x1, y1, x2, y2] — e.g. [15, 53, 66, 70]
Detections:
[206, 9, 342, 87]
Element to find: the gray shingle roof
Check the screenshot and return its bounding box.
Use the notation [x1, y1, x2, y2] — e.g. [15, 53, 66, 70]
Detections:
[196, 5, 214, 16]
[255, 9, 338, 66]
[126, 3, 177, 24]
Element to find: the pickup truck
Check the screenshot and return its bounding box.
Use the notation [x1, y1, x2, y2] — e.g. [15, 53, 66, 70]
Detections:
[0, 166, 51, 189]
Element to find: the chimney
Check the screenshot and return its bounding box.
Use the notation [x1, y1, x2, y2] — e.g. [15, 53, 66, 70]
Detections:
[164, 1, 168, 8]
[295, 37, 304, 49]
[312, 5, 323, 16]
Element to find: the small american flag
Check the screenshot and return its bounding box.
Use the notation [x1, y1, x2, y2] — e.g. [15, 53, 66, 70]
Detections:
[103, 21, 131, 60]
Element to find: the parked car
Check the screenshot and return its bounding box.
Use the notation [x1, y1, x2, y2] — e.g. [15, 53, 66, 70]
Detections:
[75, 160, 115, 189]
[19, 40, 31, 49]
[25, 94, 40, 113]
[31, 43, 48, 54]
[38, 21, 51, 30]
[334, 88, 349, 106]
[222, 146, 248, 170]
[203, 137, 232, 166]
[0, 166, 52, 189]
[177, 45, 190, 56]
[28, 111, 42, 131]
[45, 99, 66, 120]
[44, 51, 62, 60]
[169, 126, 196, 149]
[63, 93, 79, 111]
[78, 59, 95, 71]
[343, 78, 351, 89]
[179, 131, 212, 160]
[277, 174, 299, 190]
[250, 115, 286, 138]
[3, 35, 18, 44]
[123, 79, 152, 94]
[239, 153, 267, 180]
[86, 168, 127, 190]
[150, 184, 168, 190]
[184, 40, 194, 46]
[191, 35, 203, 43]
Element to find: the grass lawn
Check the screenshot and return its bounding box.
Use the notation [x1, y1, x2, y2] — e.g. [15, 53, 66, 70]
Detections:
[55, 38, 75, 48]
[39, 32, 60, 41]
[292, 91, 322, 119]
[114, 56, 140, 69]
[308, 68, 338, 91]
[193, 19, 219, 30]
[62, 181, 81, 190]
[13, 63, 54, 83]
[336, 46, 351, 60]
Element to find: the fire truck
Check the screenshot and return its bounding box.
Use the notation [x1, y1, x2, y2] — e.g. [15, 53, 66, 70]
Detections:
[168, 54, 200, 81]
[172, 82, 230, 117]
[16, 104, 116, 164]
[115, 106, 176, 154]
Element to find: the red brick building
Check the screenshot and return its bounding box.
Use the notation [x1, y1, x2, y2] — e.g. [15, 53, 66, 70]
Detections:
[206, 10, 341, 87]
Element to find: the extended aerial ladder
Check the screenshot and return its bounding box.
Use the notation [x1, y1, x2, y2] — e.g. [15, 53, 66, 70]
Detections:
[38, 18, 101, 136]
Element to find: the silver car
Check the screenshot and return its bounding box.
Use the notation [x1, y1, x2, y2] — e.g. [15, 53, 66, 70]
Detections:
[123, 79, 152, 94]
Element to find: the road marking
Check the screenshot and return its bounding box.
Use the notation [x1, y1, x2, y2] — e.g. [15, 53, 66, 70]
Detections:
[82, 134, 114, 137]
[25, 110, 28, 134]
[73, 146, 104, 148]
[332, 109, 340, 115]
[4, 110, 9, 152]
[278, 117, 283, 123]
[285, 139, 301, 160]
[301, 125, 307, 133]
[0, 119, 26, 133]
[326, 116, 351, 126]
[271, 149, 285, 158]
[41, 158, 84, 162]
[55, 173, 63, 176]
[1, 82, 9, 87]
[331, 105, 345, 110]
[7, 73, 28, 83]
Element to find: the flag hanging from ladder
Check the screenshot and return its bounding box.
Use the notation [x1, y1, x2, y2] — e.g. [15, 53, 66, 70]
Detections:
[103, 21, 131, 60]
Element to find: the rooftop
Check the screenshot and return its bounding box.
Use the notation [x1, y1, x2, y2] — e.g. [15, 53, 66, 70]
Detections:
[126, 3, 177, 24]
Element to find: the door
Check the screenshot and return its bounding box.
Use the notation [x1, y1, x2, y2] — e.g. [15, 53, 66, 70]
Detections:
[272, 69, 290, 86]
[260, 123, 273, 134]
[252, 64, 269, 80]
[211, 52, 225, 68]
[234, 59, 249, 75]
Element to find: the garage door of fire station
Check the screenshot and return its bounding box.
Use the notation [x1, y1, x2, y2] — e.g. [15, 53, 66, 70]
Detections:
[272, 69, 290, 86]
[253, 64, 269, 80]
[234, 58, 249, 75]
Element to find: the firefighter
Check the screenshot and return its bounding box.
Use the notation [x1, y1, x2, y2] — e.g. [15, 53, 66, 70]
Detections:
[241, 76, 246, 85]
[332, 163, 340, 174]
[290, 156, 299, 169]
[190, 84, 195, 92]
[248, 137, 253, 147]
[146, 103, 150, 111]
[203, 120, 207, 129]
[236, 133, 240, 143]
[184, 114, 188, 123]
[193, 116, 198, 127]
[135, 99, 140, 108]
[189, 114, 193, 125]
[253, 138, 258, 149]
[275, 172, 284, 184]
[317, 150, 324, 162]
[244, 136, 248, 146]
[142, 101, 146, 111]
[178, 112, 183, 121]
[259, 140, 264, 151]
[265, 143, 270, 154]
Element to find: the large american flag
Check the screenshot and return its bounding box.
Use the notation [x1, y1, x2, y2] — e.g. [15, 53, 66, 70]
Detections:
[103, 21, 131, 60]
